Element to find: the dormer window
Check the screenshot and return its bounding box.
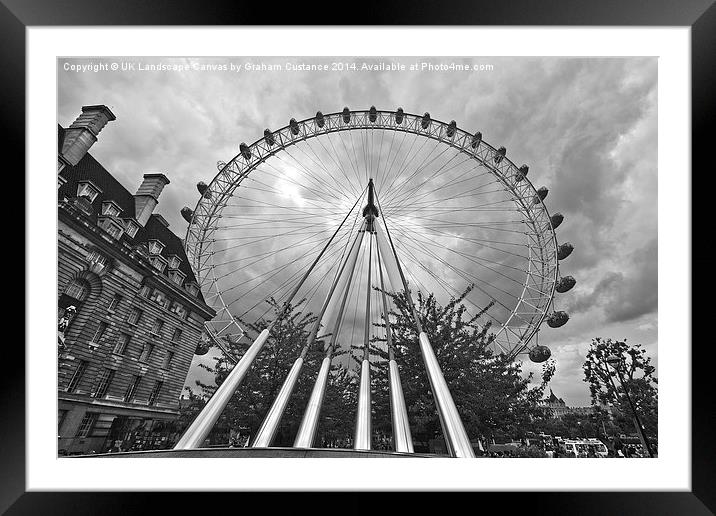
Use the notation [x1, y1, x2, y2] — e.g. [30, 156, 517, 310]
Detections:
[169, 301, 187, 319]
[97, 217, 124, 240]
[150, 288, 170, 308]
[149, 255, 167, 273]
[101, 201, 122, 217]
[77, 181, 101, 203]
[167, 255, 182, 269]
[124, 220, 140, 239]
[185, 282, 200, 297]
[169, 270, 186, 287]
[148, 240, 165, 255]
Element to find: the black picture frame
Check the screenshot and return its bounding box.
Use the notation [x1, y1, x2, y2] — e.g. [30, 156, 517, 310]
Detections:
[6, 0, 709, 513]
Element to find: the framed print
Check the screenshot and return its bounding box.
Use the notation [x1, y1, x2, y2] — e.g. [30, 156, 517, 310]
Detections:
[7, 0, 711, 513]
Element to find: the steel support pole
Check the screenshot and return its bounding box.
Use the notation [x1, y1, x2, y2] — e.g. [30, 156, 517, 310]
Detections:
[252, 224, 365, 447]
[294, 224, 365, 448]
[175, 194, 365, 450]
[374, 216, 475, 457]
[376, 243, 413, 453]
[354, 233, 373, 450]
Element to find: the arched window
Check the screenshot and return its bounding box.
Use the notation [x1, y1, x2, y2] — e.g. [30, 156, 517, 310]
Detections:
[63, 278, 90, 302]
[59, 278, 90, 320]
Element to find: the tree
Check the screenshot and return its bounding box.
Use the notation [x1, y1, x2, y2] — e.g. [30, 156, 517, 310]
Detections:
[369, 284, 554, 450]
[582, 337, 658, 441]
[192, 298, 354, 447]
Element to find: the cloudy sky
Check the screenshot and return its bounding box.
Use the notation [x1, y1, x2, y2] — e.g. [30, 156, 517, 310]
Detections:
[58, 56, 657, 406]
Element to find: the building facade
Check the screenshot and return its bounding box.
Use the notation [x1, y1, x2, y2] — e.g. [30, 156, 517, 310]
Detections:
[57, 105, 215, 454]
[538, 389, 616, 420]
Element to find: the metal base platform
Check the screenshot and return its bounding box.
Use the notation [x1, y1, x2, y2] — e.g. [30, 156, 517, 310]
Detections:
[76, 447, 437, 458]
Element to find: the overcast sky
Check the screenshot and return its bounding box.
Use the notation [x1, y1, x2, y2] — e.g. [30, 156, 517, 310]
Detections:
[58, 56, 657, 406]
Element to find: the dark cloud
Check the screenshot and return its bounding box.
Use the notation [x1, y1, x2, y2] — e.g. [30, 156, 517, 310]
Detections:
[58, 56, 658, 405]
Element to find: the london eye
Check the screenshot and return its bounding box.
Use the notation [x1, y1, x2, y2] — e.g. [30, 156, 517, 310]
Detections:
[178, 107, 575, 457]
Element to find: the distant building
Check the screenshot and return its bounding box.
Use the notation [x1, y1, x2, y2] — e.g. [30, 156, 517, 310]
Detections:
[57, 105, 215, 454]
[538, 389, 616, 419]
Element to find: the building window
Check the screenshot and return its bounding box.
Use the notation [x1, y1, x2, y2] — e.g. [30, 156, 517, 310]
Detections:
[140, 284, 152, 298]
[64, 278, 89, 301]
[74, 412, 98, 438]
[113, 333, 130, 355]
[148, 240, 165, 255]
[93, 368, 115, 398]
[85, 250, 111, 275]
[149, 256, 167, 273]
[171, 328, 182, 344]
[150, 289, 169, 308]
[77, 182, 100, 202]
[150, 319, 164, 336]
[124, 376, 141, 402]
[148, 381, 164, 406]
[168, 255, 182, 269]
[89, 322, 108, 346]
[185, 283, 200, 297]
[161, 351, 174, 369]
[124, 220, 140, 238]
[127, 308, 142, 326]
[169, 270, 186, 287]
[170, 302, 187, 319]
[98, 218, 124, 240]
[107, 294, 122, 312]
[66, 360, 88, 392]
[139, 342, 154, 362]
[101, 201, 122, 217]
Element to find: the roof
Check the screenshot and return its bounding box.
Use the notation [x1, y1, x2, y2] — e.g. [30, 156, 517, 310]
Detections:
[57, 125, 204, 303]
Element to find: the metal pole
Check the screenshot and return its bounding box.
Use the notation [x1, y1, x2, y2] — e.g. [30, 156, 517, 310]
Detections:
[376, 243, 413, 453]
[354, 233, 373, 450]
[374, 208, 475, 458]
[175, 192, 365, 450]
[252, 224, 364, 447]
[294, 223, 366, 448]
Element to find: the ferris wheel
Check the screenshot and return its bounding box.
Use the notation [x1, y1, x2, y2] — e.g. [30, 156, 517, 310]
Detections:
[177, 107, 576, 456]
[183, 107, 574, 362]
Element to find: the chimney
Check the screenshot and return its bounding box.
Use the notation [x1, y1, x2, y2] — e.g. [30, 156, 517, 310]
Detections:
[135, 173, 170, 226]
[60, 105, 116, 166]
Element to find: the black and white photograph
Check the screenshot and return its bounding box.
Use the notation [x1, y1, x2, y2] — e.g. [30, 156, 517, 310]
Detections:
[55, 55, 660, 461]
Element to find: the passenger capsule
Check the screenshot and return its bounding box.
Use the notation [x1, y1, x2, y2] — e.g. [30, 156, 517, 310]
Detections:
[181, 207, 194, 223]
[421, 112, 431, 129]
[217, 161, 226, 171]
[516, 164, 529, 182]
[315, 111, 325, 128]
[533, 186, 549, 204]
[471, 131, 483, 148]
[550, 212, 564, 229]
[556, 275, 576, 293]
[529, 345, 552, 363]
[342, 107, 351, 123]
[395, 107, 404, 124]
[446, 120, 457, 138]
[240, 142, 251, 160]
[369, 106, 377, 122]
[494, 146, 507, 164]
[196, 181, 211, 199]
[289, 118, 300, 135]
[264, 128, 275, 146]
[557, 242, 574, 260]
[547, 311, 569, 328]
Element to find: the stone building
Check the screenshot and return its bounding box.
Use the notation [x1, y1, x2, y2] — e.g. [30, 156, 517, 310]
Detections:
[57, 105, 215, 454]
[538, 389, 616, 420]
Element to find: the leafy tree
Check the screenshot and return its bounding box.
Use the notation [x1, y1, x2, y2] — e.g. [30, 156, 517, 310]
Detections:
[192, 298, 353, 447]
[582, 337, 658, 441]
[369, 284, 555, 451]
